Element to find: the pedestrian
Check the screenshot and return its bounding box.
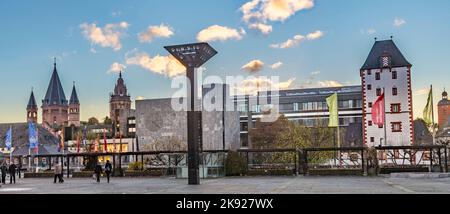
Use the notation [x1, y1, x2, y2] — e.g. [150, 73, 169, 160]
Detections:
[53, 163, 64, 184]
[17, 163, 22, 179]
[104, 160, 112, 183]
[53, 163, 60, 184]
[8, 163, 17, 184]
[1, 163, 7, 184]
[94, 162, 102, 183]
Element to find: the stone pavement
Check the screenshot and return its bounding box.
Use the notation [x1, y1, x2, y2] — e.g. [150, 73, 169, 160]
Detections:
[0, 176, 450, 194]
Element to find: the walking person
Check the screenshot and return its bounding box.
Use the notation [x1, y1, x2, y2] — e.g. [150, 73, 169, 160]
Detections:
[104, 160, 112, 183]
[94, 162, 102, 183]
[53, 163, 64, 183]
[8, 163, 17, 184]
[53, 163, 60, 184]
[1, 163, 7, 184]
[17, 163, 22, 179]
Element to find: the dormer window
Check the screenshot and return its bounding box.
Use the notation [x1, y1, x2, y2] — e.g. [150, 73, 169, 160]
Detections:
[381, 56, 391, 68]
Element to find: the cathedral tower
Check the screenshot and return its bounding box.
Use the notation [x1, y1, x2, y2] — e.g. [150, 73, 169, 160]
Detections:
[42, 60, 69, 128]
[27, 89, 38, 123]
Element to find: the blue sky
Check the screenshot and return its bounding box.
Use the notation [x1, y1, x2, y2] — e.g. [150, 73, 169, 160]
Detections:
[0, 0, 449, 123]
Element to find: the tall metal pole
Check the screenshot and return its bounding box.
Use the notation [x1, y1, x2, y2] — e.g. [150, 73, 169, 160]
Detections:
[383, 88, 387, 146]
[187, 66, 200, 185]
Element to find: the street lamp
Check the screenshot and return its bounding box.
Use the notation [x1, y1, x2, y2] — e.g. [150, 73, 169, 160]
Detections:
[165, 43, 217, 185]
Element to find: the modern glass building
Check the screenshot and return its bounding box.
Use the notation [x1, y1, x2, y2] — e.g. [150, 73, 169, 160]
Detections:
[233, 86, 363, 148]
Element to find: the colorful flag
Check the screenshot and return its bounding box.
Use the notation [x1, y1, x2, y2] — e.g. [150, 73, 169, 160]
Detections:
[28, 122, 39, 152]
[326, 93, 339, 127]
[372, 93, 385, 126]
[76, 133, 80, 154]
[59, 129, 65, 152]
[94, 134, 100, 153]
[103, 129, 108, 153]
[423, 87, 434, 126]
[5, 127, 12, 151]
[82, 126, 87, 147]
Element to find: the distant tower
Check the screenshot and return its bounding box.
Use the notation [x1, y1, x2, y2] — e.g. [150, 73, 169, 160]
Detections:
[68, 82, 80, 127]
[360, 39, 414, 147]
[110, 71, 131, 132]
[438, 89, 450, 129]
[27, 89, 38, 123]
[42, 59, 69, 128]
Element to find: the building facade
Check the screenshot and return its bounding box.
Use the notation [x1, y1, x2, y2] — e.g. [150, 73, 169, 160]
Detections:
[109, 71, 131, 134]
[360, 40, 414, 147]
[438, 90, 450, 129]
[135, 84, 240, 151]
[234, 86, 364, 148]
[41, 61, 80, 129]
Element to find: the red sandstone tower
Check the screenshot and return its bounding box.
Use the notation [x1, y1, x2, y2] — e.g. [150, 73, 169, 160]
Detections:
[438, 90, 450, 129]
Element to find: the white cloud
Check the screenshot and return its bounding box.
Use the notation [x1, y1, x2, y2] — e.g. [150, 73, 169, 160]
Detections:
[413, 88, 429, 96]
[138, 24, 174, 43]
[112, 10, 122, 16]
[197, 25, 245, 42]
[241, 60, 265, 73]
[317, 80, 344, 87]
[136, 96, 145, 101]
[248, 23, 273, 35]
[270, 30, 322, 49]
[126, 51, 185, 78]
[306, 30, 324, 40]
[107, 62, 126, 74]
[394, 18, 406, 27]
[234, 77, 296, 95]
[270, 34, 305, 49]
[270, 62, 283, 69]
[240, 0, 314, 34]
[80, 22, 129, 51]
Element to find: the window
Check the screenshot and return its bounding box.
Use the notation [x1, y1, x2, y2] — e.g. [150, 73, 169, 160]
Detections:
[392, 87, 398, 96]
[392, 70, 397, 79]
[375, 72, 381, 80]
[391, 122, 402, 132]
[293, 103, 299, 111]
[368, 102, 373, 108]
[370, 137, 375, 143]
[378, 124, 383, 129]
[391, 103, 401, 113]
[367, 84, 372, 90]
[368, 121, 373, 126]
[376, 88, 382, 96]
[367, 70, 372, 75]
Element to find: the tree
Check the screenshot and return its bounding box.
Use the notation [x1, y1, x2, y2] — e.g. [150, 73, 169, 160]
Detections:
[249, 114, 290, 149]
[141, 137, 187, 167]
[103, 116, 112, 125]
[87, 117, 99, 125]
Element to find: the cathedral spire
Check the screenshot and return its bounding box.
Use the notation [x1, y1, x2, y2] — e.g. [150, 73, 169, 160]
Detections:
[27, 88, 37, 109]
[42, 59, 68, 106]
[70, 81, 80, 105]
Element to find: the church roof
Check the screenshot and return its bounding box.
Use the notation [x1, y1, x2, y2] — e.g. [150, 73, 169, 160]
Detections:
[69, 83, 80, 105]
[27, 90, 37, 109]
[361, 40, 411, 70]
[42, 62, 68, 106]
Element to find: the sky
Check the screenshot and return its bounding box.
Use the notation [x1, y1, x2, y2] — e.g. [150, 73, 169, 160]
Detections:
[0, 0, 449, 123]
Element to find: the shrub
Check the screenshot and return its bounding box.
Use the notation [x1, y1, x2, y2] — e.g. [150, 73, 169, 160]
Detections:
[225, 151, 247, 176]
[128, 161, 144, 171]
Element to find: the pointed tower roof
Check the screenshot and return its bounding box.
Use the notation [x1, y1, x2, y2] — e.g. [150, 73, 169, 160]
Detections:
[361, 39, 411, 70]
[27, 89, 37, 109]
[42, 60, 68, 106]
[69, 82, 80, 105]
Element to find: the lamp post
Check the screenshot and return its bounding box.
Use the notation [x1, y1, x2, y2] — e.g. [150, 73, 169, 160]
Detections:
[165, 43, 217, 185]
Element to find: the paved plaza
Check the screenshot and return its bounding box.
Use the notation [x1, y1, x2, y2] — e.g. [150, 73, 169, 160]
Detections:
[1, 175, 450, 194]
